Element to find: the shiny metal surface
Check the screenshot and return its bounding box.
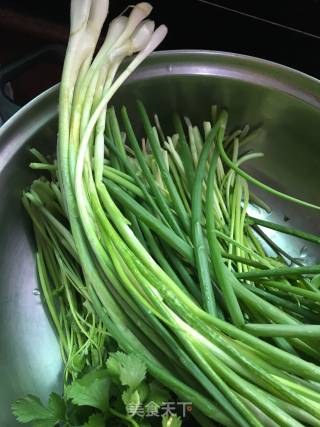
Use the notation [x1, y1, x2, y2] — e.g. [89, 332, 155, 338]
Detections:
[1, 50, 320, 426]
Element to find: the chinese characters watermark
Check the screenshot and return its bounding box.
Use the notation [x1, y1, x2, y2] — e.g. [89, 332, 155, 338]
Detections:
[127, 401, 193, 418]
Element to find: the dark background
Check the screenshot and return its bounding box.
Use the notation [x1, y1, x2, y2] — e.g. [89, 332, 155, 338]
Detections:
[1, 0, 320, 110]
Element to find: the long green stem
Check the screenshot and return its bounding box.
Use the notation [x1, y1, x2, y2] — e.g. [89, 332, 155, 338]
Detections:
[236, 265, 320, 280]
[121, 107, 185, 238]
[247, 216, 320, 246]
[205, 129, 244, 326]
[137, 100, 190, 233]
[245, 324, 320, 338]
[191, 114, 228, 315]
[217, 136, 320, 211]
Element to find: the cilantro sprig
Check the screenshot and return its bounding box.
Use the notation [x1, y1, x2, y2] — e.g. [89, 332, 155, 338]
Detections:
[12, 352, 173, 427]
[12, 393, 65, 427]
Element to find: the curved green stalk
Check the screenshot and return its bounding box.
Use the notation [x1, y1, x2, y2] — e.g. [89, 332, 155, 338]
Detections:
[173, 113, 195, 191]
[217, 135, 320, 212]
[137, 100, 190, 233]
[190, 113, 228, 315]
[236, 265, 320, 280]
[245, 324, 320, 338]
[121, 106, 185, 238]
[247, 216, 320, 246]
[205, 129, 244, 327]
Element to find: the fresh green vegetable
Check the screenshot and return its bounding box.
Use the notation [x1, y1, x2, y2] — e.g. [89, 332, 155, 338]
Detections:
[13, 0, 320, 426]
[12, 394, 66, 427]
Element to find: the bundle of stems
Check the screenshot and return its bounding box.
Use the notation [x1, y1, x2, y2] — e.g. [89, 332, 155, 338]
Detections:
[21, 0, 320, 426]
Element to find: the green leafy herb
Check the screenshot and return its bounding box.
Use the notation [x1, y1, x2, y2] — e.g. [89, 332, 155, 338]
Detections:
[14, 0, 320, 426]
[66, 369, 111, 412]
[48, 393, 66, 421]
[83, 413, 105, 427]
[107, 352, 147, 390]
[71, 353, 86, 376]
[122, 389, 141, 416]
[12, 393, 65, 426]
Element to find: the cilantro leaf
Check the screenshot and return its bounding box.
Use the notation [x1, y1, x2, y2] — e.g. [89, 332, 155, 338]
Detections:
[12, 393, 63, 426]
[106, 355, 121, 382]
[122, 389, 140, 416]
[48, 392, 65, 421]
[83, 413, 105, 427]
[107, 352, 146, 390]
[71, 353, 86, 376]
[162, 415, 182, 427]
[12, 395, 50, 424]
[66, 369, 111, 412]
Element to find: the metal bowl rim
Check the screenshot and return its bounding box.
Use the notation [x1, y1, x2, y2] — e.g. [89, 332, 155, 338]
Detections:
[1, 48, 320, 135]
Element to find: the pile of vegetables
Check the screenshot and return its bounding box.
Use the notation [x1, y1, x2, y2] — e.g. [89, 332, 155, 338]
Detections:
[12, 1, 320, 426]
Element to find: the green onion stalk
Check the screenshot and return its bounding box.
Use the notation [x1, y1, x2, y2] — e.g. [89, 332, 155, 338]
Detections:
[20, 0, 320, 425]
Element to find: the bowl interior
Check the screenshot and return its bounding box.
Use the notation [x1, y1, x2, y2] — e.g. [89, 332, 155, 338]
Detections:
[1, 51, 320, 425]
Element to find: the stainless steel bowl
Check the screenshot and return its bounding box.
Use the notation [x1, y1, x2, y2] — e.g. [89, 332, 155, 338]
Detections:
[1, 50, 320, 425]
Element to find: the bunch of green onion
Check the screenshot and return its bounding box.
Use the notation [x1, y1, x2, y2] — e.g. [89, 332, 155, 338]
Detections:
[17, 0, 320, 426]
